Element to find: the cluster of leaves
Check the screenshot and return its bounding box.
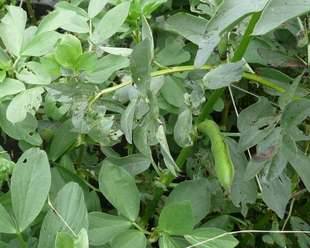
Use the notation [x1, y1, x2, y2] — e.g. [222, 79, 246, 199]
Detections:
[0, 0, 309, 247]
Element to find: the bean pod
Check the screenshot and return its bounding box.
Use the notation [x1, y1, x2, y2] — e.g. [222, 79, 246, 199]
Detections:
[198, 119, 234, 190]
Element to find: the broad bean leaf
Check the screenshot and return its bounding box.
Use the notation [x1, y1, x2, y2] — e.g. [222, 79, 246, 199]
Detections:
[0, 203, 16, 234]
[282, 135, 310, 192]
[99, 161, 140, 221]
[88, 0, 108, 18]
[261, 174, 291, 219]
[6, 87, 44, 124]
[166, 179, 210, 224]
[142, 15, 154, 59]
[281, 99, 310, 141]
[0, 78, 25, 99]
[174, 108, 193, 148]
[159, 234, 180, 248]
[84, 55, 129, 84]
[55, 229, 88, 248]
[11, 148, 51, 232]
[254, 0, 310, 35]
[290, 217, 310, 248]
[38, 183, 88, 248]
[0, 6, 26, 56]
[107, 154, 151, 176]
[0, 104, 42, 146]
[185, 228, 239, 248]
[160, 76, 185, 108]
[203, 61, 244, 89]
[158, 201, 194, 235]
[227, 139, 257, 216]
[88, 212, 131, 246]
[49, 120, 79, 162]
[237, 97, 278, 151]
[17, 62, 52, 85]
[156, 36, 190, 66]
[91, 2, 130, 44]
[195, 0, 268, 66]
[55, 34, 83, 70]
[22, 31, 61, 57]
[36, 4, 89, 34]
[121, 97, 138, 144]
[111, 230, 147, 248]
[130, 39, 152, 94]
[156, 125, 179, 176]
[165, 13, 207, 44]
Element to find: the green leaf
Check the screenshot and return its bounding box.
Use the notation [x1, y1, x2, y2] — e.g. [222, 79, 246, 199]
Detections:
[195, 0, 268, 66]
[111, 230, 147, 248]
[0, 6, 27, 56]
[11, 148, 51, 232]
[36, 7, 89, 34]
[57, 229, 88, 248]
[76, 52, 97, 72]
[6, 87, 44, 123]
[88, 0, 108, 18]
[38, 183, 88, 248]
[281, 99, 310, 141]
[22, 31, 61, 57]
[0, 78, 25, 99]
[99, 161, 140, 221]
[174, 108, 193, 148]
[185, 228, 239, 248]
[238, 97, 278, 151]
[0, 104, 42, 146]
[85, 55, 129, 84]
[91, 2, 131, 44]
[0, 203, 16, 234]
[49, 120, 79, 162]
[203, 61, 245, 89]
[261, 174, 291, 219]
[165, 13, 207, 44]
[159, 234, 180, 248]
[158, 202, 194, 235]
[17, 62, 52, 85]
[88, 212, 131, 246]
[142, 15, 154, 58]
[156, 36, 190, 66]
[166, 179, 210, 225]
[160, 76, 185, 108]
[290, 217, 310, 248]
[55, 232, 75, 248]
[226, 137, 260, 215]
[130, 39, 152, 94]
[107, 154, 151, 176]
[121, 98, 138, 144]
[254, 0, 310, 35]
[55, 34, 83, 70]
[282, 136, 310, 192]
[156, 125, 179, 176]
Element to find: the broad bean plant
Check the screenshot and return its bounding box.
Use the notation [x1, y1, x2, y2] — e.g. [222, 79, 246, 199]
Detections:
[0, 0, 309, 247]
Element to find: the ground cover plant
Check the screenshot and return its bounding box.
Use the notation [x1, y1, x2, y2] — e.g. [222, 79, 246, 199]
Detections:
[0, 0, 309, 247]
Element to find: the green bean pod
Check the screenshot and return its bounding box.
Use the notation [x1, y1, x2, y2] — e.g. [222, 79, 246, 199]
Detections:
[198, 119, 234, 190]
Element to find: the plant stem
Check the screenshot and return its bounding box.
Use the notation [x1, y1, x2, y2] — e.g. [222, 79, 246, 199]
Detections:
[16, 232, 27, 248]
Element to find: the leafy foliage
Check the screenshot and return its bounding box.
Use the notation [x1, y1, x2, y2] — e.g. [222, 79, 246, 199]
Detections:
[0, 0, 309, 247]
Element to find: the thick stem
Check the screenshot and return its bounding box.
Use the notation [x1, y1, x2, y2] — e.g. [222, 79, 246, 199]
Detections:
[16, 232, 27, 248]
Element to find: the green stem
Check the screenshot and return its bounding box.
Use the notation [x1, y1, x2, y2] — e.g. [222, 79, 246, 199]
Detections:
[231, 12, 262, 62]
[16, 232, 27, 248]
